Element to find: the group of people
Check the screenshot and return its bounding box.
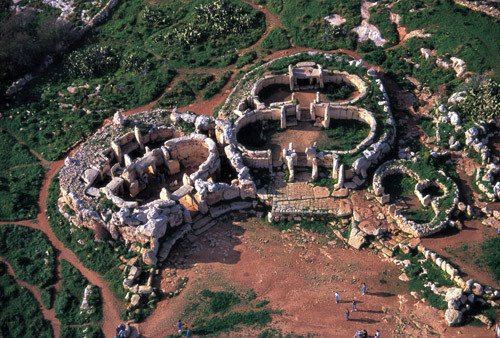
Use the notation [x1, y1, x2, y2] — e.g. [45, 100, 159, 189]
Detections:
[336, 283, 382, 338]
[177, 320, 192, 337]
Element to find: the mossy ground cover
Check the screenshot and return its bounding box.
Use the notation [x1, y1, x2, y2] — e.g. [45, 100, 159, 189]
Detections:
[481, 237, 500, 282]
[47, 177, 131, 299]
[181, 287, 276, 336]
[1, 0, 265, 160]
[397, 251, 453, 310]
[0, 225, 56, 306]
[393, 0, 500, 81]
[0, 263, 53, 338]
[266, 0, 360, 50]
[0, 130, 44, 221]
[261, 28, 291, 52]
[317, 119, 371, 152]
[55, 260, 103, 337]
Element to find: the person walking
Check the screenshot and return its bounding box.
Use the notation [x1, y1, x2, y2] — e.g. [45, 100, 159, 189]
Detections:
[345, 309, 350, 321]
[375, 329, 381, 337]
[335, 291, 340, 304]
[185, 327, 192, 337]
[177, 320, 183, 334]
[352, 299, 357, 312]
[361, 283, 367, 296]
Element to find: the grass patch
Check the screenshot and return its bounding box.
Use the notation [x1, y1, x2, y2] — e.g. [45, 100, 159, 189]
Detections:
[47, 176, 131, 300]
[397, 251, 453, 310]
[203, 71, 232, 100]
[393, 0, 500, 81]
[155, 80, 196, 108]
[0, 130, 45, 221]
[267, 0, 360, 50]
[55, 260, 102, 326]
[481, 237, 500, 282]
[317, 119, 371, 151]
[182, 286, 276, 336]
[300, 220, 331, 235]
[261, 27, 291, 52]
[0, 224, 56, 291]
[0, 263, 53, 338]
[419, 117, 436, 137]
[236, 51, 258, 69]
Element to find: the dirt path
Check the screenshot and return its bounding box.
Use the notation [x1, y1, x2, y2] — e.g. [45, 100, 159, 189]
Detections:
[136, 218, 491, 337]
[238, 0, 284, 56]
[0, 258, 62, 337]
[1, 159, 124, 337]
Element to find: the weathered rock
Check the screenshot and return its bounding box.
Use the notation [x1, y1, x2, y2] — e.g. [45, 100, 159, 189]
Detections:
[445, 308, 463, 326]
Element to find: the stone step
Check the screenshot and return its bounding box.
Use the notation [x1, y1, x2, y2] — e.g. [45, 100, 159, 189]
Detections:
[286, 117, 298, 126]
[157, 223, 192, 261]
[193, 219, 218, 236]
[192, 215, 214, 230]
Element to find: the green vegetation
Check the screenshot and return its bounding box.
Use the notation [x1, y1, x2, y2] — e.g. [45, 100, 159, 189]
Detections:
[47, 176, 130, 299]
[0, 225, 56, 292]
[323, 82, 355, 101]
[183, 288, 275, 335]
[55, 260, 103, 335]
[481, 237, 500, 282]
[155, 80, 196, 108]
[419, 117, 436, 137]
[0, 130, 44, 221]
[393, 0, 500, 80]
[369, 5, 399, 46]
[0, 3, 75, 94]
[267, 0, 360, 50]
[236, 51, 258, 68]
[398, 251, 453, 309]
[1, 0, 264, 160]
[457, 78, 499, 123]
[261, 28, 291, 52]
[203, 71, 232, 100]
[300, 220, 331, 235]
[236, 119, 282, 150]
[185, 73, 215, 92]
[0, 263, 53, 338]
[317, 119, 371, 151]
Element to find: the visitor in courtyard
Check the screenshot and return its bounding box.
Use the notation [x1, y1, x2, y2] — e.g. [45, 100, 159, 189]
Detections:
[352, 299, 357, 312]
[361, 283, 367, 296]
[185, 327, 192, 337]
[375, 329, 381, 337]
[335, 291, 340, 304]
[345, 309, 350, 321]
[177, 320, 183, 334]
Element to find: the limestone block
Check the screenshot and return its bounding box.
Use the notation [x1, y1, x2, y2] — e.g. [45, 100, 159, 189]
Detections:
[166, 160, 180, 175]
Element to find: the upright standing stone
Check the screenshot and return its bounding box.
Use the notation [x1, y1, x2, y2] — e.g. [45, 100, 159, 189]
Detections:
[111, 140, 122, 163]
[334, 164, 345, 190]
[332, 155, 339, 179]
[134, 126, 144, 150]
[280, 106, 287, 129]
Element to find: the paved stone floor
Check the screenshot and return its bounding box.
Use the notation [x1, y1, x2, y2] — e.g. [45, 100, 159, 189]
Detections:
[268, 175, 352, 217]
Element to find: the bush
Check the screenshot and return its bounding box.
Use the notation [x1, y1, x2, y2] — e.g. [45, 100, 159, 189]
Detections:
[261, 28, 291, 51]
[481, 237, 500, 281]
[267, 0, 360, 50]
[185, 73, 215, 91]
[155, 81, 195, 108]
[0, 263, 53, 338]
[0, 225, 56, 289]
[47, 176, 129, 299]
[203, 71, 232, 100]
[55, 260, 102, 326]
[0, 130, 45, 220]
[236, 51, 258, 68]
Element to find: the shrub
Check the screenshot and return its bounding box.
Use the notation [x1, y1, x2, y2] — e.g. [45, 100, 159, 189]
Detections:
[0, 130, 44, 221]
[457, 78, 499, 123]
[55, 260, 102, 326]
[481, 237, 500, 281]
[47, 176, 129, 299]
[0, 263, 53, 337]
[261, 28, 291, 51]
[67, 46, 118, 78]
[236, 51, 258, 68]
[0, 225, 56, 289]
[203, 71, 232, 100]
[185, 73, 215, 92]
